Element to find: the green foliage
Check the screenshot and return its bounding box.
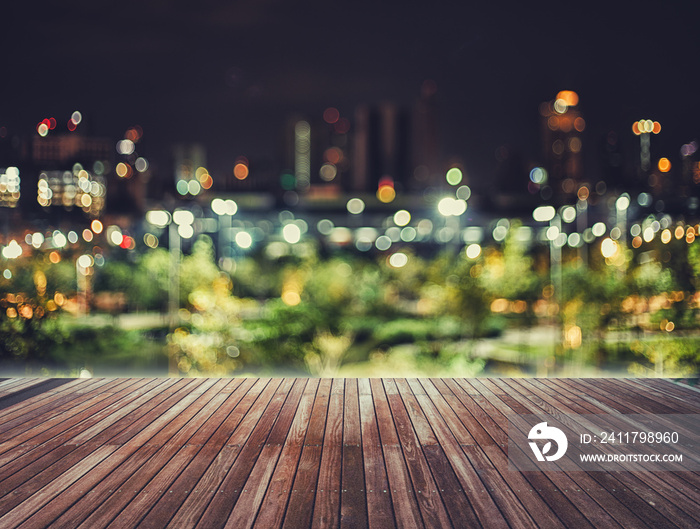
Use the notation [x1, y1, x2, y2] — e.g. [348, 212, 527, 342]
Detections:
[242, 299, 325, 369]
[628, 337, 700, 377]
[478, 223, 540, 302]
[169, 274, 245, 376]
[0, 316, 69, 367]
[52, 324, 167, 374]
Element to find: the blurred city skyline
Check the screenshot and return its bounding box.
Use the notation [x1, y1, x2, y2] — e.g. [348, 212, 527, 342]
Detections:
[3, 1, 700, 188]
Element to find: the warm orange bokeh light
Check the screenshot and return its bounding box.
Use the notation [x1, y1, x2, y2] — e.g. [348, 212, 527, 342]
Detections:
[324, 147, 342, 165]
[377, 186, 396, 203]
[658, 158, 671, 172]
[652, 121, 661, 134]
[116, 162, 131, 178]
[556, 90, 579, 107]
[632, 122, 641, 135]
[233, 163, 249, 180]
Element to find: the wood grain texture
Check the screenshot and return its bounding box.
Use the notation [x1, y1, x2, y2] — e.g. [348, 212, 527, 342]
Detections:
[0, 377, 695, 529]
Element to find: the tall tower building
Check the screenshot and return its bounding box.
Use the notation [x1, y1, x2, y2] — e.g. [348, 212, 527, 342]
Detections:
[352, 102, 409, 194]
[174, 143, 207, 197]
[411, 80, 441, 189]
[540, 90, 585, 201]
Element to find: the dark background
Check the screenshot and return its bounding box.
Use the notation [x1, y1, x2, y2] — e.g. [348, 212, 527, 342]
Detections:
[3, 0, 699, 185]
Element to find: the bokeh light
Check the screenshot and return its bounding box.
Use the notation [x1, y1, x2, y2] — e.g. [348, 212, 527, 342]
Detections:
[234, 163, 249, 180]
[388, 252, 408, 268]
[465, 243, 481, 259]
[445, 167, 463, 186]
[282, 224, 301, 244]
[323, 107, 340, 124]
[235, 231, 253, 249]
[347, 198, 365, 214]
[601, 238, 618, 259]
[393, 210, 411, 226]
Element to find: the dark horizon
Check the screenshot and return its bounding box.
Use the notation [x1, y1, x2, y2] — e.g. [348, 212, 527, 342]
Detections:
[3, 1, 700, 188]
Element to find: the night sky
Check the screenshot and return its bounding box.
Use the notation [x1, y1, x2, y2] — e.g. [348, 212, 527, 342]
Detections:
[3, 1, 700, 185]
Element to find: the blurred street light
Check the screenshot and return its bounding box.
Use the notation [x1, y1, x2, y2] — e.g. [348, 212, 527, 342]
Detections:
[210, 198, 238, 262]
[632, 119, 660, 172]
[76, 254, 94, 318]
[533, 205, 563, 351]
[146, 209, 195, 331]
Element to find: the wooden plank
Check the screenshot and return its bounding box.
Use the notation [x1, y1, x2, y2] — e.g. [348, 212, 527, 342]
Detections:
[340, 378, 368, 529]
[124, 378, 254, 529]
[0, 378, 45, 395]
[250, 379, 319, 529]
[443, 379, 596, 529]
[164, 379, 278, 529]
[0, 444, 120, 529]
[395, 379, 437, 446]
[626, 379, 700, 408]
[442, 379, 507, 446]
[25, 378, 210, 529]
[0, 378, 164, 496]
[495, 378, 663, 529]
[281, 379, 332, 529]
[530, 378, 700, 520]
[0, 377, 695, 529]
[311, 378, 344, 529]
[385, 380, 453, 528]
[0, 378, 92, 425]
[416, 380, 540, 529]
[0, 378, 134, 444]
[221, 378, 309, 529]
[15, 379, 224, 529]
[488, 378, 659, 529]
[369, 378, 424, 529]
[587, 378, 700, 415]
[70, 381, 235, 529]
[358, 379, 396, 529]
[536, 378, 700, 526]
[189, 378, 294, 529]
[399, 380, 507, 529]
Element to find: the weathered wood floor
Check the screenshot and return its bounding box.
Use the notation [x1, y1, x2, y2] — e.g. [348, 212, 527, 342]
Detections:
[0, 377, 698, 528]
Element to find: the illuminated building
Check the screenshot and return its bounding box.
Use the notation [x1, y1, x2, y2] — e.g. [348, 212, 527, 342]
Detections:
[352, 102, 410, 195]
[31, 134, 111, 166]
[174, 143, 207, 197]
[37, 167, 105, 217]
[410, 80, 441, 189]
[0, 167, 20, 208]
[540, 90, 585, 201]
[29, 131, 111, 218]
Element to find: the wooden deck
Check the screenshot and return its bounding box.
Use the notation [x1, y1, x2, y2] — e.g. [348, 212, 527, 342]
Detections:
[0, 377, 698, 528]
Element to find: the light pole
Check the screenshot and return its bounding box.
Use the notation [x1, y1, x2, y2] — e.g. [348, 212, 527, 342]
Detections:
[76, 254, 94, 318]
[146, 209, 196, 330]
[616, 193, 630, 247]
[533, 205, 563, 366]
[210, 198, 238, 264]
[577, 185, 589, 265]
[632, 119, 660, 173]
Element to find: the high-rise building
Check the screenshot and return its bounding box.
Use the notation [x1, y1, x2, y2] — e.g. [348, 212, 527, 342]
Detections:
[540, 90, 585, 201]
[410, 80, 441, 190]
[29, 132, 111, 218]
[174, 143, 207, 197]
[352, 102, 410, 195]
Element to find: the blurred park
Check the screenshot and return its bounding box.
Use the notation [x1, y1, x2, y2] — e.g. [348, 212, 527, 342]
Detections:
[1, 221, 699, 380]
